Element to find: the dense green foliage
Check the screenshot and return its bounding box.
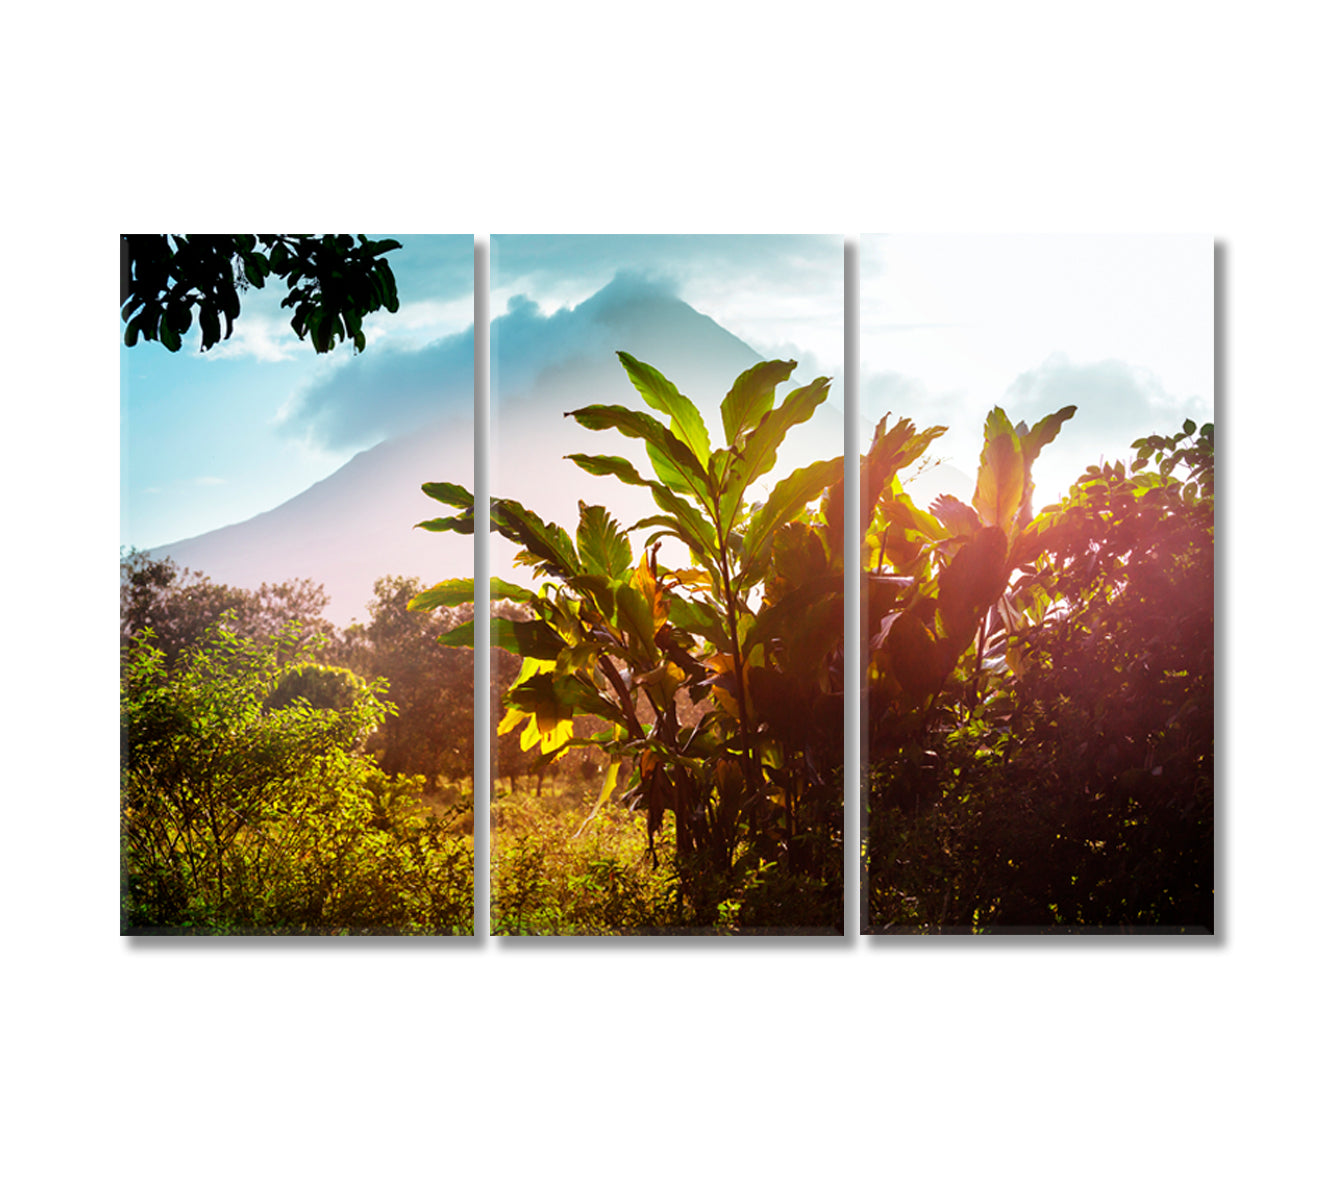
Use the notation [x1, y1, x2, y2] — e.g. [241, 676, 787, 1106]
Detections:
[416, 354, 845, 933]
[121, 623, 473, 935]
[861, 411, 1214, 932]
[120, 234, 401, 354]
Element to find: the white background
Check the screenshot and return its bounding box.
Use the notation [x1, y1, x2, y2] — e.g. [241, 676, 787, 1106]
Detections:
[5, 3, 1329, 1196]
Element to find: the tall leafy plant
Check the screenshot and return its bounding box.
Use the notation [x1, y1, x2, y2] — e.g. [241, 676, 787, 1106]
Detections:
[860, 403, 1075, 750]
[413, 354, 845, 926]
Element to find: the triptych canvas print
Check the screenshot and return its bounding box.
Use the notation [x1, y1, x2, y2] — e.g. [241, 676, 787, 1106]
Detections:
[120, 234, 1214, 936]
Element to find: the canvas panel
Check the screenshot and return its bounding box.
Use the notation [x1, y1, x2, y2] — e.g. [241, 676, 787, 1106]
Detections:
[858, 235, 1214, 934]
[120, 234, 476, 936]
[485, 234, 846, 935]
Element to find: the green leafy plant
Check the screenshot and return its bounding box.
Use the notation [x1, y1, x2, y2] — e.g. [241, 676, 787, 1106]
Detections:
[414, 354, 845, 931]
[861, 403, 1075, 751]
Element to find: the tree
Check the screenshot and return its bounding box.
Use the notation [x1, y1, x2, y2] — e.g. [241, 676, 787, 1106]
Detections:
[333, 576, 474, 782]
[120, 234, 402, 354]
[120, 549, 332, 667]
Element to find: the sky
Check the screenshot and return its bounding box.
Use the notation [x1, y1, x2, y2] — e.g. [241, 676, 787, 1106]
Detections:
[119, 234, 475, 551]
[120, 234, 1211, 570]
[486, 235, 846, 584]
[490, 234, 845, 378]
[860, 235, 1214, 510]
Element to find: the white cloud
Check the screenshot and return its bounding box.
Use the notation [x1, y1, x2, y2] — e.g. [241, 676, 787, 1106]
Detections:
[206, 311, 304, 364]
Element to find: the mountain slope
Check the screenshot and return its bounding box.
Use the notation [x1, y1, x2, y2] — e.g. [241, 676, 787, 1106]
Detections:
[152, 276, 843, 623]
[156, 416, 474, 627]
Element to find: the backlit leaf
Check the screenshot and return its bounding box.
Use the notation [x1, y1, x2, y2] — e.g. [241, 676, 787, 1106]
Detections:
[566, 404, 709, 503]
[577, 502, 633, 578]
[616, 352, 712, 469]
[566, 454, 652, 489]
[738, 456, 843, 587]
[721, 359, 796, 445]
[614, 581, 657, 664]
[720, 377, 832, 531]
[408, 578, 475, 611]
[491, 498, 580, 578]
[972, 407, 1025, 532]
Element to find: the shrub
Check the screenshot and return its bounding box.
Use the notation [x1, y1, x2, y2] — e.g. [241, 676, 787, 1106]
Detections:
[121, 623, 473, 934]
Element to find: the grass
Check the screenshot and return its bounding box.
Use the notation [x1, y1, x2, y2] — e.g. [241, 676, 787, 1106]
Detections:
[489, 776, 842, 936]
[490, 778, 682, 935]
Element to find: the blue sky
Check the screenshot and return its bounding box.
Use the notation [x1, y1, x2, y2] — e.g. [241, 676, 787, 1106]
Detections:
[119, 234, 474, 551]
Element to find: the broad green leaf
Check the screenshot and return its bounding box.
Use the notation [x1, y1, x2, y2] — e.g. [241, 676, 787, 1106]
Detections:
[408, 578, 475, 611]
[937, 526, 1009, 643]
[568, 573, 617, 623]
[1013, 405, 1076, 527]
[616, 352, 712, 469]
[577, 502, 633, 578]
[437, 620, 476, 647]
[719, 376, 831, 533]
[556, 641, 603, 676]
[737, 457, 843, 587]
[628, 516, 718, 574]
[506, 673, 575, 754]
[491, 499, 580, 578]
[490, 577, 540, 605]
[568, 403, 711, 504]
[416, 513, 474, 534]
[861, 416, 948, 534]
[422, 481, 473, 508]
[707, 447, 731, 490]
[646, 483, 719, 562]
[566, 453, 652, 489]
[614, 582, 658, 664]
[764, 522, 829, 605]
[490, 617, 567, 660]
[873, 485, 946, 573]
[972, 407, 1025, 532]
[668, 594, 727, 646]
[721, 360, 796, 446]
[744, 575, 843, 659]
[1018, 405, 1077, 468]
[550, 671, 626, 727]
